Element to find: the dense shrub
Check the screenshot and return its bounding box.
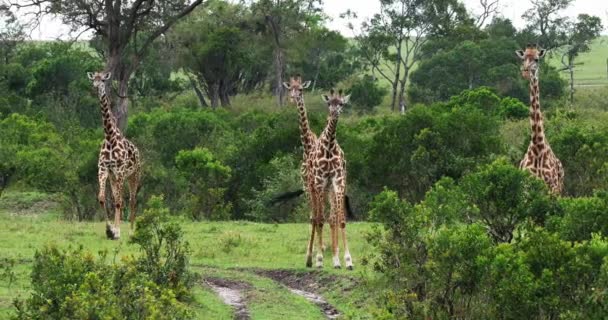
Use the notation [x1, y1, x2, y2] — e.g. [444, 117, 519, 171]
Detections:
[551, 123, 608, 196]
[548, 194, 608, 241]
[247, 154, 306, 222]
[368, 178, 608, 319]
[461, 158, 554, 242]
[175, 148, 232, 220]
[13, 196, 195, 320]
[364, 103, 503, 202]
[498, 96, 529, 119]
[349, 75, 388, 112]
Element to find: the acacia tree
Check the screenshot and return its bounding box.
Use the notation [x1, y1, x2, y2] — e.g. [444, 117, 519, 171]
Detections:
[0, 9, 24, 65]
[174, 0, 270, 108]
[251, 0, 322, 107]
[353, 0, 469, 112]
[560, 14, 603, 104]
[4, 0, 205, 131]
[522, 0, 573, 50]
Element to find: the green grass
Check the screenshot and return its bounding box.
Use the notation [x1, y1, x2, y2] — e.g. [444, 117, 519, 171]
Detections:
[0, 193, 378, 319]
[548, 36, 608, 86]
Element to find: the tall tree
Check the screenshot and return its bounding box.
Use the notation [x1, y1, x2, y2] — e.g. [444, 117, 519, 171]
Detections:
[4, 0, 205, 131]
[0, 8, 24, 65]
[251, 0, 322, 107]
[522, 0, 573, 50]
[353, 0, 469, 112]
[174, 0, 270, 108]
[560, 14, 603, 104]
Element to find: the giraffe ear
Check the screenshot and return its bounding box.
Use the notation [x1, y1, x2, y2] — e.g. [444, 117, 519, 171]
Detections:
[515, 50, 525, 59]
[102, 72, 112, 80]
[322, 95, 330, 103]
[302, 81, 311, 89]
[282, 82, 291, 89]
[342, 94, 351, 104]
[538, 49, 546, 58]
[87, 72, 95, 80]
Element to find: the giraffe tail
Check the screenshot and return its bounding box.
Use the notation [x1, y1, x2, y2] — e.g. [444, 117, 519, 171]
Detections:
[267, 189, 305, 206]
[344, 195, 355, 220]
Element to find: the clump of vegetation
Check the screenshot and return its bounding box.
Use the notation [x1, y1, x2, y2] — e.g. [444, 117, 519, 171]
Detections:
[367, 159, 608, 319]
[12, 196, 196, 320]
[349, 75, 388, 112]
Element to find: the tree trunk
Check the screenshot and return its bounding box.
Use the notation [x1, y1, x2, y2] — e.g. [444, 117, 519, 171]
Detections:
[569, 65, 574, 104]
[219, 80, 231, 107]
[189, 76, 208, 107]
[210, 83, 220, 109]
[390, 40, 403, 112]
[398, 67, 409, 114]
[116, 77, 129, 132]
[273, 47, 285, 107]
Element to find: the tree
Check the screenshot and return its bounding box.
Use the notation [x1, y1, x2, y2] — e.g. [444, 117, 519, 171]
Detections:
[251, 0, 322, 107]
[353, 0, 469, 112]
[5, 0, 205, 131]
[559, 14, 603, 104]
[174, 0, 270, 108]
[0, 8, 24, 65]
[290, 27, 358, 91]
[522, 0, 573, 50]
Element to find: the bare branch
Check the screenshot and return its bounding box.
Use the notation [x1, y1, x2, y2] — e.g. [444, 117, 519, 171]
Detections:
[475, 0, 499, 28]
[136, 0, 204, 58]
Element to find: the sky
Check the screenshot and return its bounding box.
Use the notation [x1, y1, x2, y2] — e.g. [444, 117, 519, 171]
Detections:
[324, 0, 608, 36]
[19, 0, 608, 40]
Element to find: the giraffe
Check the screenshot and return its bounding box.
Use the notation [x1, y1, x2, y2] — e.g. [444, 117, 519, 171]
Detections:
[516, 44, 564, 194]
[282, 75, 327, 255]
[88, 71, 142, 240]
[309, 89, 353, 269]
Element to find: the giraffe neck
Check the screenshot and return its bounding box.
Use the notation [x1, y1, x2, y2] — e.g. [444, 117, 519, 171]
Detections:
[295, 94, 315, 155]
[97, 85, 121, 141]
[528, 76, 545, 147]
[321, 113, 339, 150]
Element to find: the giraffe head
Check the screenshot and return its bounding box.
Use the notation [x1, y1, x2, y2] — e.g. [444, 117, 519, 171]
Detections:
[282, 74, 311, 103]
[322, 89, 350, 117]
[516, 44, 546, 80]
[87, 71, 112, 92]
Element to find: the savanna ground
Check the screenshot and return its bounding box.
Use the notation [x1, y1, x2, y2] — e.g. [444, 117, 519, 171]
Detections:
[0, 191, 377, 319]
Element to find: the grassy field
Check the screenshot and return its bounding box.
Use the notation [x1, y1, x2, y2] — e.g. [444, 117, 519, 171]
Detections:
[548, 36, 608, 86]
[0, 192, 378, 319]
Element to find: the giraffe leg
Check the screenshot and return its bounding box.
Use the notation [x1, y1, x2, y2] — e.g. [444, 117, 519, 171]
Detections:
[110, 176, 125, 240]
[314, 190, 325, 268]
[127, 171, 140, 233]
[98, 166, 109, 216]
[306, 190, 317, 268]
[100, 169, 117, 239]
[334, 182, 353, 270]
[329, 190, 340, 268]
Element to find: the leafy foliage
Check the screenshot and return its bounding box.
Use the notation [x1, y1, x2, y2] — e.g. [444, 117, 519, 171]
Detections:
[13, 196, 195, 320]
[349, 75, 388, 112]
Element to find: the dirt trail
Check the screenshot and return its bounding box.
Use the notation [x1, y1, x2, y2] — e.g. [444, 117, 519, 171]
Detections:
[254, 269, 341, 319]
[205, 277, 251, 320]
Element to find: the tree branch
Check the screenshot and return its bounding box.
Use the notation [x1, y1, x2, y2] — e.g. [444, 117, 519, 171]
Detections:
[136, 0, 205, 58]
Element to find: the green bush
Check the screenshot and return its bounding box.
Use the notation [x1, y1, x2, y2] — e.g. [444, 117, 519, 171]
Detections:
[548, 194, 608, 241]
[363, 104, 503, 202]
[498, 96, 529, 120]
[13, 196, 195, 319]
[175, 148, 232, 220]
[461, 158, 554, 242]
[349, 75, 388, 112]
[247, 154, 306, 222]
[551, 124, 608, 196]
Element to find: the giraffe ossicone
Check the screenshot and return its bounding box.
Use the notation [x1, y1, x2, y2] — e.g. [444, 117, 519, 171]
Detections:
[88, 71, 142, 240]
